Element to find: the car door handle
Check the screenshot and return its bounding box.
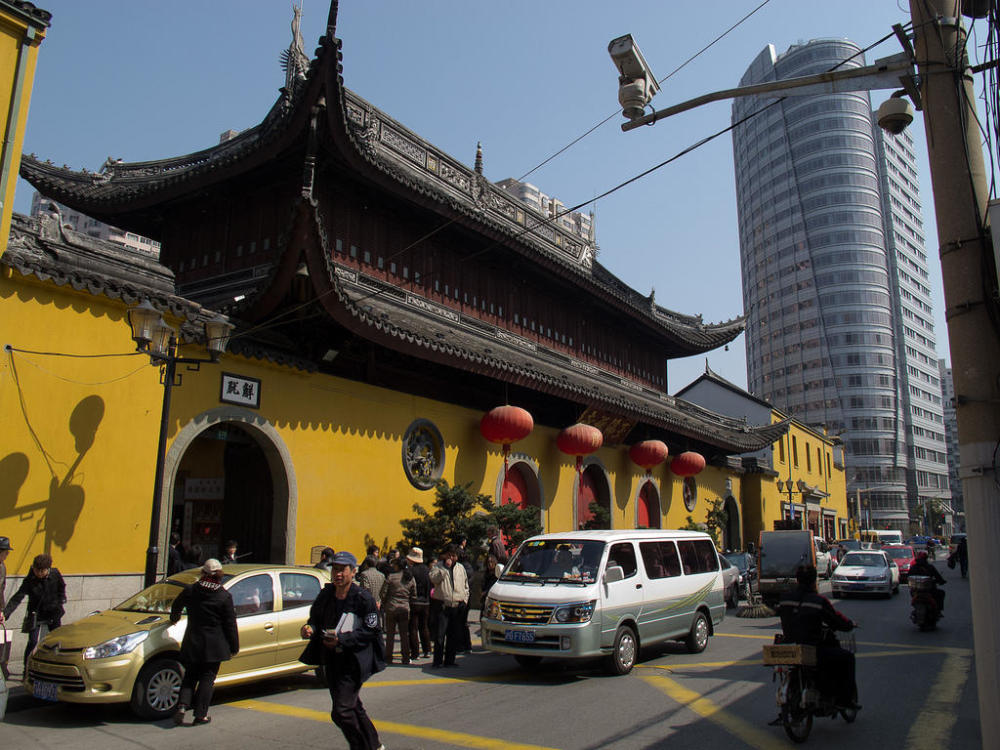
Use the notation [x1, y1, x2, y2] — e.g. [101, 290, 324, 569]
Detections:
[264, 623, 274, 632]
[635, 583, 643, 589]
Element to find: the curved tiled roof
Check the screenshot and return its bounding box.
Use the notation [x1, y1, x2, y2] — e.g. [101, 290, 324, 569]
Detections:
[3, 213, 314, 372]
[293, 201, 787, 454]
[19, 3, 743, 355]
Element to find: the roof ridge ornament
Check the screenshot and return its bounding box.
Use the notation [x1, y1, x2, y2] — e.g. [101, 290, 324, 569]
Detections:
[280, 2, 310, 98]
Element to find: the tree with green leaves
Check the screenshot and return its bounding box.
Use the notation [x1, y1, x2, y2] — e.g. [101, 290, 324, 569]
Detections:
[581, 501, 611, 530]
[397, 480, 543, 564]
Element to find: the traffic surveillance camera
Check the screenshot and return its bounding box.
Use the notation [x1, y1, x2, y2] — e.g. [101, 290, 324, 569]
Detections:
[877, 96, 914, 135]
[608, 33, 659, 120]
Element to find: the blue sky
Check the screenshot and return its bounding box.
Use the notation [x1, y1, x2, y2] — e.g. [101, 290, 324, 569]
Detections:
[16, 1, 985, 391]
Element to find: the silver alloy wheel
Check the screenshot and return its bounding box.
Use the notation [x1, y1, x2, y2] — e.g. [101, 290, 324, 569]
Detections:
[617, 629, 636, 669]
[694, 615, 709, 650]
[146, 665, 182, 712]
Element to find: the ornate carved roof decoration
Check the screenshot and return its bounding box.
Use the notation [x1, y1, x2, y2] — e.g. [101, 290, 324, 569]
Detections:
[280, 2, 311, 100]
[18, 0, 744, 353]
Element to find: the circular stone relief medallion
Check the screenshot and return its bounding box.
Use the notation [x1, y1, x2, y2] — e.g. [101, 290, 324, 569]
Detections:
[683, 476, 698, 512]
[402, 419, 445, 490]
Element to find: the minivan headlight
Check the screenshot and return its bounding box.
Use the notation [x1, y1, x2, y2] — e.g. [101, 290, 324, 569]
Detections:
[83, 631, 149, 660]
[484, 597, 501, 620]
[551, 600, 596, 624]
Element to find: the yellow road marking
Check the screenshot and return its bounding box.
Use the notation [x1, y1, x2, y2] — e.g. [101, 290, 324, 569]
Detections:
[641, 674, 787, 750]
[904, 650, 972, 750]
[231, 698, 561, 750]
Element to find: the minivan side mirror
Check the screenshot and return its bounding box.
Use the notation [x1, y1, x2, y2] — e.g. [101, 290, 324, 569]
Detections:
[604, 565, 625, 584]
[495, 563, 505, 578]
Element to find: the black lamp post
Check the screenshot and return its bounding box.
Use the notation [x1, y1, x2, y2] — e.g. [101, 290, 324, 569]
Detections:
[128, 301, 233, 587]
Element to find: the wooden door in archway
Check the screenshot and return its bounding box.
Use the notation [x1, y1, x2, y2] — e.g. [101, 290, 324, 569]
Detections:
[501, 465, 529, 508]
[637, 482, 660, 529]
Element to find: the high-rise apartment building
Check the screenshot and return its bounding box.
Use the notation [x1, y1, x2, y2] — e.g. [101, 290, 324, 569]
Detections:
[30, 191, 161, 258]
[732, 40, 950, 532]
[496, 177, 594, 242]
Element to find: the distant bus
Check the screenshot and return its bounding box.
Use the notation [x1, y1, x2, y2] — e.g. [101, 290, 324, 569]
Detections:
[861, 529, 903, 546]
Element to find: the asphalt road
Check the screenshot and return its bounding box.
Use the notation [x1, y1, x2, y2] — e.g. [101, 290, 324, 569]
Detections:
[2, 560, 980, 749]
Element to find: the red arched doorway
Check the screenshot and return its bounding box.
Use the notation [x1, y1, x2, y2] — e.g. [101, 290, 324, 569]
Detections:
[578, 464, 611, 529]
[637, 482, 661, 529]
[501, 464, 530, 508]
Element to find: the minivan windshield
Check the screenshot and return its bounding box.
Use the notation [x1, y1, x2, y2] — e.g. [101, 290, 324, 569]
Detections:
[501, 539, 605, 583]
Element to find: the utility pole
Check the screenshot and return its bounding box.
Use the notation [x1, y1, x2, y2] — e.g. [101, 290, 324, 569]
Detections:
[909, 2, 998, 746]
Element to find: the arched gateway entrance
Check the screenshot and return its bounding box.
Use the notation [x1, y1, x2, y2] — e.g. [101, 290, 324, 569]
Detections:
[161, 408, 296, 568]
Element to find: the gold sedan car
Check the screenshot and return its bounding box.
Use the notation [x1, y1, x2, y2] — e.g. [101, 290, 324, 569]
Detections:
[25, 564, 328, 719]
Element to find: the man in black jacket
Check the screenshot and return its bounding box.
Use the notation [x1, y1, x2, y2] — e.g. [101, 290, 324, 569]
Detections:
[778, 565, 858, 709]
[169, 558, 239, 725]
[3, 553, 66, 670]
[910, 550, 946, 612]
[300, 551, 386, 750]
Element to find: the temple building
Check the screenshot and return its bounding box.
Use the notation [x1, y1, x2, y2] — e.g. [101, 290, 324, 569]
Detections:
[8, 1, 797, 597]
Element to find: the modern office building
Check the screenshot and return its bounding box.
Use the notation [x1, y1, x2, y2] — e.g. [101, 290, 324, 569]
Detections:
[732, 39, 950, 532]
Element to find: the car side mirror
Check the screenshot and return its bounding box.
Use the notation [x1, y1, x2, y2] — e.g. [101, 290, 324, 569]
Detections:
[495, 563, 505, 578]
[604, 565, 625, 584]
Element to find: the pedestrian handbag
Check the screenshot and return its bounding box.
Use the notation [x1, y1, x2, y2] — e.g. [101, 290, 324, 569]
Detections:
[947, 555, 956, 569]
[0, 624, 12, 664]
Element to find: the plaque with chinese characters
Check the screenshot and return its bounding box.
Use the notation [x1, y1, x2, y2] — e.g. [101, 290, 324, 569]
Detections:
[220, 372, 261, 409]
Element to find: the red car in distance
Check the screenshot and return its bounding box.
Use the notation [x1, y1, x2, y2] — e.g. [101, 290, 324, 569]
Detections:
[883, 544, 917, 582]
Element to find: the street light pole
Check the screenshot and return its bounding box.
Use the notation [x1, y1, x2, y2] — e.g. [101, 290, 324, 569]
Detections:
[146, 347, 176, 588]
[128, 302, 233, 587]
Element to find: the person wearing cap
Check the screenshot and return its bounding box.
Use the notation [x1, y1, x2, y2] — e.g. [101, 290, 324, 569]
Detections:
[169, 558, 239, 726]
[0, 536, 11, 678]
[300, 550, 386, 750]
[406, 547, 432, 659]
[3, 553, 66, 672]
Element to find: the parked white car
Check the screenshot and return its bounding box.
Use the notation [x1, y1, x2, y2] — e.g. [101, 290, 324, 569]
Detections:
[813, 536, 834, 578]
[831, 550, 899, 598]
[717, 551, 740, 609]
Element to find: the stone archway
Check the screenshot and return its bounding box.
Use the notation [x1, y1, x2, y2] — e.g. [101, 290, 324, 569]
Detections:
[159, 407, 297, 572]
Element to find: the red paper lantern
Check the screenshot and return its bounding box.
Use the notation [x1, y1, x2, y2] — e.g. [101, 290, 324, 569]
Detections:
[557, 423, 603, 471]
[481, 405, 533, 478]
[629, 440, 669, 475]
[670, 451, 706, 477]
[480, 405, 534, 450]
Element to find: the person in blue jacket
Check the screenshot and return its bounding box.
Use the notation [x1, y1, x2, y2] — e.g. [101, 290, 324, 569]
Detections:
[300, 551, 386, 750]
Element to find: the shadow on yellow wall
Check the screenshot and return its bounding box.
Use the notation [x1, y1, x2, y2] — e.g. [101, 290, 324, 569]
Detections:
[1, 383, 104, 570]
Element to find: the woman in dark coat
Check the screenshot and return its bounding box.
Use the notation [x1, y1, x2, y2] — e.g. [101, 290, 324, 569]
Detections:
[3, 553, 66, 668]
[169, 558, 238, 725]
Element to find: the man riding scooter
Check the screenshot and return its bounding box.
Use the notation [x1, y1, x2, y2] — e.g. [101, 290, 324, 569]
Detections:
[909, 550, 945, 613]
[777, 565, 859, 711]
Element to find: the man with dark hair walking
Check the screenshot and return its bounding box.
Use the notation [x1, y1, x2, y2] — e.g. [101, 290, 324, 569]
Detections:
[3, 553, 66, 670]
[300, 551, 386, 750]
[169, 558, 239, 725]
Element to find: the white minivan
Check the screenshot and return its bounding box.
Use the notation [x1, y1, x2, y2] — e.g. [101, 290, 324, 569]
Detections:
[480, 529, 725, 674]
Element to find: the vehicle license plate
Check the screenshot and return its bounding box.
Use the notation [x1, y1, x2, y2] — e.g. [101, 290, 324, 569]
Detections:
[33, 679, 58, 701]
[505, 629, 535, 643]
[849, 582, 866, 590]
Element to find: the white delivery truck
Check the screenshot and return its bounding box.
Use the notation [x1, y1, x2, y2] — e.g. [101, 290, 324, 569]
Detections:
[480, 529, 725, 674]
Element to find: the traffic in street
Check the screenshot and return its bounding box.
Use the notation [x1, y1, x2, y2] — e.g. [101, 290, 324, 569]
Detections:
[2, 558, 978, 749]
